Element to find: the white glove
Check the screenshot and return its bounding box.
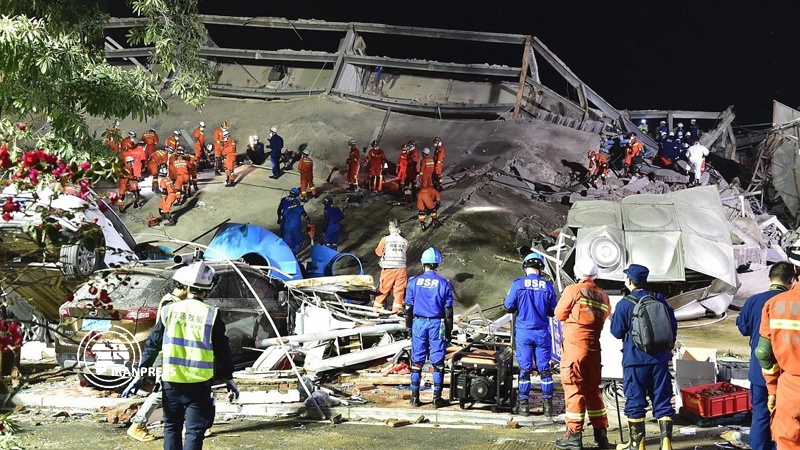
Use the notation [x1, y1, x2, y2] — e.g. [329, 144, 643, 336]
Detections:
[383, 163, 388, 169]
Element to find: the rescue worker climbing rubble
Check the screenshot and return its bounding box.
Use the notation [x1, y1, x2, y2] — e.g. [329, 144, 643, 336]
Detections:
[347, 139, 361, 191]
[373, 219, 408, 313]
[298, 149, 317, 200]
[611, 264, 677, 450]
[365, 140, 386, 191]
[404, 247, 453, 409]
[757, 242, 800, 450]
[685, 140, 709, 186]
[433, 136, 446, 190]
[321, 196, 344, 250]
[586, 150, 609, 187]
[416, 186, 441, 231]
[624, 133, 643, 177]
[504, 252, 558, 417]
[554, 258, 611, 450]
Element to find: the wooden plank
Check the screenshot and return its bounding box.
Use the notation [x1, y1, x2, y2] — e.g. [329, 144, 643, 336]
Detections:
[512, 36, 531, 120]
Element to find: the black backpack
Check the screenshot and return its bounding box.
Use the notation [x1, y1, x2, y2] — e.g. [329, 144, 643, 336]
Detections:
[625, 293, 674, 354]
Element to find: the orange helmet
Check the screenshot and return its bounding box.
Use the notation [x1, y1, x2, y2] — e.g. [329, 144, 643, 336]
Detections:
[371, 140, 379, 148]
[221, 121, 229, 129]
[588, 150, 596, 158]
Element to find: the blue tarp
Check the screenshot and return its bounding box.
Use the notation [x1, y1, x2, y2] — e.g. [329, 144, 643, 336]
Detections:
[205, 223, 303, 281]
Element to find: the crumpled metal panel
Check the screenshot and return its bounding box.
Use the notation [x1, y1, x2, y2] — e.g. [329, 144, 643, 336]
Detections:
[566, 201, 621, 229]
[769, 101, 800, 215]
[576, 226, 626, 281]
[624, 231, 684, 281]
[681, 233, 737, 287]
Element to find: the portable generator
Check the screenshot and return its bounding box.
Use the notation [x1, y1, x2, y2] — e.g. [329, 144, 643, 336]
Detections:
[449, 343, 514, 411]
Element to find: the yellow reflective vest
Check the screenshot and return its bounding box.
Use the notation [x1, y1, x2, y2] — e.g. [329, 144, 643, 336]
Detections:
[160, 299, 218, 383]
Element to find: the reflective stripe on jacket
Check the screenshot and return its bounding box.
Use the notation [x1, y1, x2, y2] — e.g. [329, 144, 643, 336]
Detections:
[161, 299, 218, 383]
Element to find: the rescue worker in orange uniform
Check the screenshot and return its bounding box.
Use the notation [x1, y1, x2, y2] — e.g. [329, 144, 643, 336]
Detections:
[130, 140, 147, 174]
[165, 130, 181, 153]
[373, 219, 408, 313]
[554, 258, 612, 450]
[587, 150, 609, 186]
[416, 186, 441, 231]
[147, 147, 168, 193]
[213, 121, 228, 176]
[120, 131, 137, 154]
[347, 139, 361, 192]
[193, 121, 206, 149]
[173, 147, 191, 203]
[419, 147, 435, 189]
[396, 144, 412, 203]
[103, 120, 122, 154]
[433, 137, 446, 190]
[157, 164, 177, 226]
[406, 141, 420, 192]
[757, 242, 800, 450]
[117, 156, 141, 212]
[221, 130, 237, 187]
[365, 140, 386, 191]
[142, 128, 159, 162]
[193, 128, 206, 171]
[298, 148, 316, 200]
[165, 146, 178, 181]
[623, 133, 643, 177]
[185, 150, 199, 194]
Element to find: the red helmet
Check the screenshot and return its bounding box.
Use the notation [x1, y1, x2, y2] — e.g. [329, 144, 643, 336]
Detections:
[588, 150, 596, 158]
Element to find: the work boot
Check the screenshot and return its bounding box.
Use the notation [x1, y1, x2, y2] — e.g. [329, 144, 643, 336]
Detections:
[127, 423, 155, 442]
[432, 394, 449, 409]
[542, 398, 553, 417]
[657, 417, 673, 450]
[410, 389, 421, 407]
[594, 427, 612, 449]
[555, 429, 583, 450]
[421, 223, 428, 232]
[432, 220, 442, 229]
[617, 418, 646, 450]
[512, 399, 530, 417]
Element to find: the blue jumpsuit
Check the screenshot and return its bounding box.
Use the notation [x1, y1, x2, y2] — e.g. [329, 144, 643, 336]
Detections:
[277, 195, 295, 237]
[269, 133, 284, 178]
[737, 285, 785, 450]
[504, 273, 558, 401]
[280, 199, 307, 253]
[323, 204, 344, 249]
[660, 137, 681, 162]
[610, 289, 677, 419]
[405, 269, 454, 396]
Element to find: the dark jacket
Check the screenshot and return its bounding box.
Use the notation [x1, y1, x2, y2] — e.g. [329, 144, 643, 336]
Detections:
[610, 288, 677, 367]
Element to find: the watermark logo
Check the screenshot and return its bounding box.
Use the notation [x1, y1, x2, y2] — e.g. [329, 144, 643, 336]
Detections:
[76, 325, 142, 389]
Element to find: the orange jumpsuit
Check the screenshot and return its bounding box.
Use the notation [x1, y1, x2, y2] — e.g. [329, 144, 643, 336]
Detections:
[117, 158, 135, 210]
[193, 139, 206, 163]
[760, 286, 800, 449]
[142, 130, 159, 160]
[158, 177, 176, 214]
[417, 186, 440, 226]
[186, 155, 199, 190]
[367, 148, 386, 177]
[588, 153, 609, 184]
[396, 151, 409, 184]
[433, 145, 446, 188]
[554, 279, 610, 434]
[165, 135, 180, 151]
[213, 127, 225, 161]
[173, 157, 190, 199]
[298, 156, 316, 199]
[120, 137, 136, 154]
[406, 148, 420, 187]
[624, 141, 643, 176]
[193, 126, 205, 148]
[347, 145, 361, 188]
[221, 138, 237, 184]
[419, 155, 435, 189]
[373, 233, 408, 312]
[147, 149, 168, 190]
[103, 126, 121, 154]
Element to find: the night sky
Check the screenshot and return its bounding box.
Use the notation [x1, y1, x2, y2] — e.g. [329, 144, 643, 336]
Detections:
[112, 1, 800, 126]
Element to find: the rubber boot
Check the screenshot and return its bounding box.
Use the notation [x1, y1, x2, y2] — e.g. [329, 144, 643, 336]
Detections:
[133, 190, 142, 208]
[410, 389, 421, 407]
[555, 429, 583, 450]
[657, 417, 672, 450]
[616, 418, 646, 450]
[512, 399, 530, 417]
[432, 393, 449, 409]
[542, 398, 553, 417]
[432, 219, 442, 229]
[421, 222, 428, 232]
[594, 427, 612, 449]
[127, 423, 155, 442]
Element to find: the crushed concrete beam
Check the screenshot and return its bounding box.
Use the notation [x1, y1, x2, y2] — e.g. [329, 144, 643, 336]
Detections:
[627, 110, 725, 121]
[343, 55, 520, 77]
[105, 47, 339, 64]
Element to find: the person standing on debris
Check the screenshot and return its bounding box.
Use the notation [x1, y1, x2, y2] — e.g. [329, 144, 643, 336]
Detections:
[654, 132, 681, 169]
[396, 144, 409, 197]
[373, 219, 409, 313]
[321, 196, 345, 249]
[554, 259, 612, 450]
[689, 119, 700, 142]
[213, 121, 228, 176]
[658, 120, 668, 136]
[586, 150, 609, 186]
[737, 262, 793, 450]
[685, 140, 709, 186]
[416, 186, 441, 231]
[433, 137, 446, 190]
[624, 133, 643, 177]
[246, 135, 266, 165]
[281, 189, 310, 254]
[298, 149, 317, 201]
[637, 119, 648, 134]
[157, 164, 177, 226]
[610, 264, 677, 450]
[419, 147, 435, 189]
[404, 247, 453, 409]
[504, 252, 558, 417]
[142, 128, 159, 163]
[347, 139, 361, 191]
[134, 261, 238, 450]
[267, 126, 283, 179]
[221, 130, 237, 187]
[365, 140, 386, 191]
[757, 243, 800, 450]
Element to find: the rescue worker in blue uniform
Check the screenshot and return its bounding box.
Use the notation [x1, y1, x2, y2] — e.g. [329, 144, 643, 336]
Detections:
[504, 252, 558, 417]
[736, 261, 793, 450]
[268, 126, 283, 179]
[277, 188, 301, 238]
[689, 119, 700, 142]
[404, 247, 454, 409]
[658, 120, 669, 136]
[611, 264, 678, 450]
[279, 188, 308, 254]
[321, 196, 344, 249]
[135, 261, 238, 450]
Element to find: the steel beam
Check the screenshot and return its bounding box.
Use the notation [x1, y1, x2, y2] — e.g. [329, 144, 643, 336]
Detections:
[343, 55, 519, 77]
[105, 46, 338, 64]
[333, 91, 513, 115]
[209, 85, 325, 100]
[513, 36, 531, 119]
[626, 110, 725, 120]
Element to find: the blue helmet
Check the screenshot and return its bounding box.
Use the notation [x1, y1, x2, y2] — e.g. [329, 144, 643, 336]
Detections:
[420, 247, 443, 265]
[289, 187, 300, 197]
[522, 252, 545, 270]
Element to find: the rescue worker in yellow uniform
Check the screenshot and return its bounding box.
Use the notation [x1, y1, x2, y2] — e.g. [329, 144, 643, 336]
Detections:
[135, 262, 238, 450]
[554, 258, 612, 450]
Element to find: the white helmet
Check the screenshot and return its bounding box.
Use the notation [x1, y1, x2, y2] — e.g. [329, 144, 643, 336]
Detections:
[127, 131, 136, 138]
[199, 121, 205, 128]
[677, 122, 684, 128]
[223, 130, 230, 137]
[253, 135, 259, 141]
[206, 144, 213, 151]
[270, 126, 278, 133]
[302, 148, 310, 156]
[173, 261, 215, 289]
[690, 119, 696, 124]
[422, 147, 431, 155]
[173, 130, 180, 136]
[574, 258, 598, 280]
